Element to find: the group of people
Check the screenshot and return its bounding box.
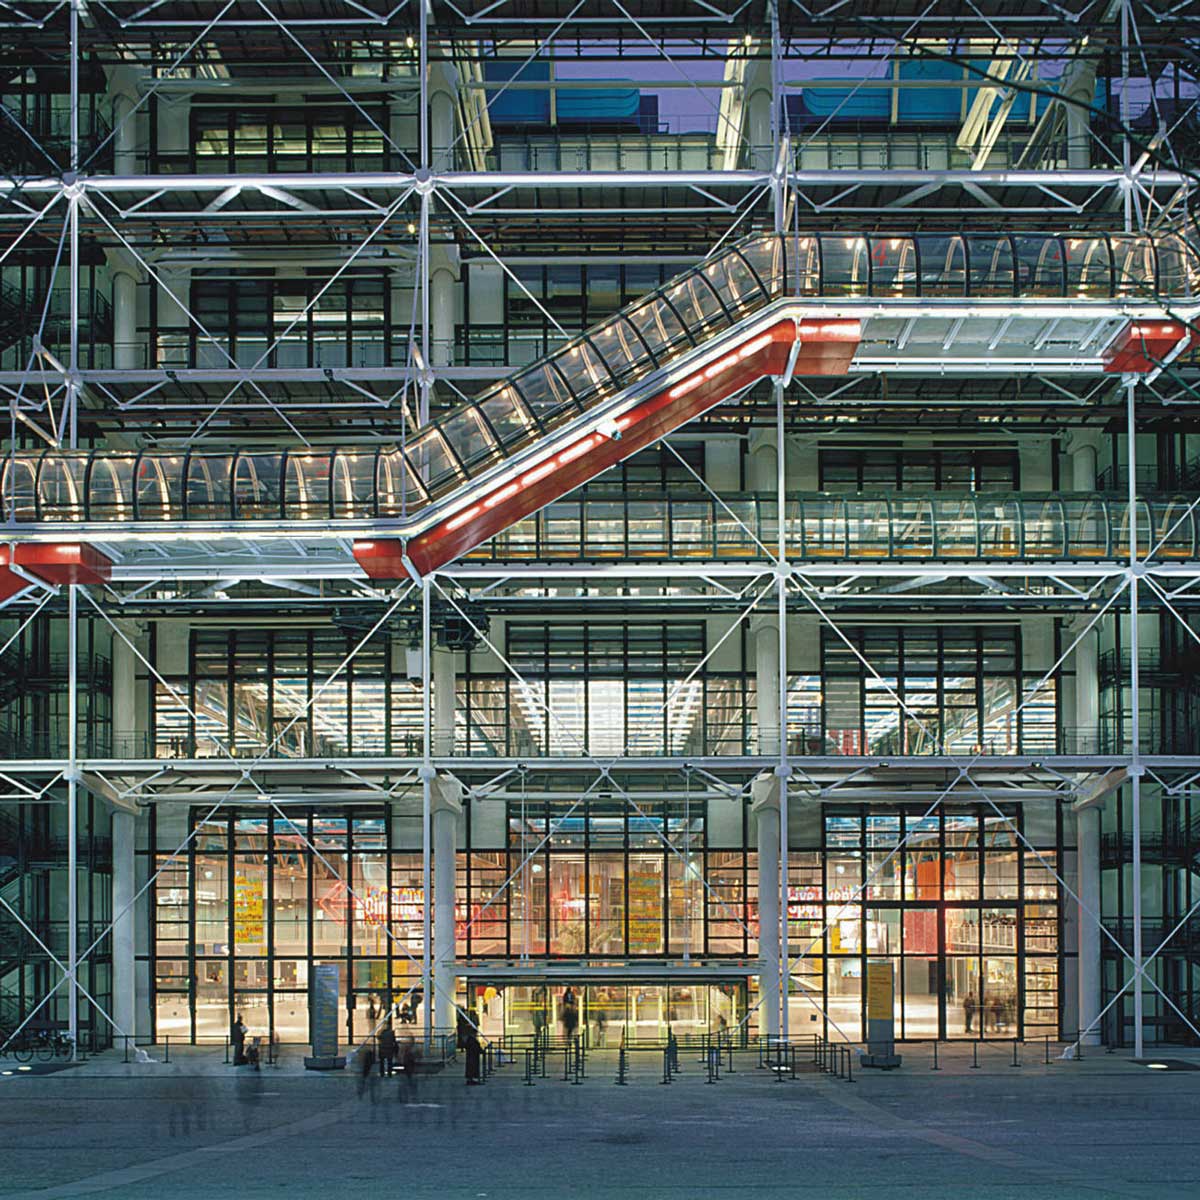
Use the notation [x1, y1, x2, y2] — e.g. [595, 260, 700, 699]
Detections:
[963, 989, 1017, 1034]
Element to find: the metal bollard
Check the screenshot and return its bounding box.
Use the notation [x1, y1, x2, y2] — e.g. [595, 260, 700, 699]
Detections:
[615, 1046, 627, 1086]
[845, 1046, 854, 1084]
[661, 1047, 672, 1085]
[123, 1035, 130, 1065]
[1044, 1035, 1051, 1066]
[1011, 1038, 1021, 1068]
[572, 1036, 583, 1085]
[931, 1041, 940, 1071]
[524, 1048, 534, 1086]
[971, 1041, 980, 1069]
[164, 1035, 170, 1064]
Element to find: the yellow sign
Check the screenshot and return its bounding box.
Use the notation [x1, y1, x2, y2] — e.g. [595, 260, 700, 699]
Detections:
[234, 876, 265, 946]
[866, 960, 893, 1021]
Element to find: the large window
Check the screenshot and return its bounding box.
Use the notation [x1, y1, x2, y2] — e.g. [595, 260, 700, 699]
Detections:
[790, 806, 1064, 1042]
[461, 621, 725, 757]
[819, 446, 1020, 492]
[185, 275, 389, 370]
[190, 103, 388, 172]
[811, 624, 1058, 756]
[150, 808, 421, 1045]
[154, 628, 423, 759]
[459, 799, 755, 960]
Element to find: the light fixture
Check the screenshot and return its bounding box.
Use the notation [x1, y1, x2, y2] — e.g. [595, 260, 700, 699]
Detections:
[1146, 1062, 1169, 1070]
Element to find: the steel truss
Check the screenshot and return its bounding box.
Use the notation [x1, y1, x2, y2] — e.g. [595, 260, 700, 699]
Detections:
[0, 0, 1198, 1060]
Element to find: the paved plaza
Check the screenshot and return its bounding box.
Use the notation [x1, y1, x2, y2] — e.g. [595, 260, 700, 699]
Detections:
[0, 1045, 1196, 1199]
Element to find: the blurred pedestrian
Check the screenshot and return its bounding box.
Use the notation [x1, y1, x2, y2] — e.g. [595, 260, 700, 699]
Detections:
[465, 1029, 482, 1085]
[378, 1022, 397, 1077]
[400, 1035, 419, 1103]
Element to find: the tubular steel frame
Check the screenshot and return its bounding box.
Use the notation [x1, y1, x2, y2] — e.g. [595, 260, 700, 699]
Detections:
[2, 0, 1199, 1059]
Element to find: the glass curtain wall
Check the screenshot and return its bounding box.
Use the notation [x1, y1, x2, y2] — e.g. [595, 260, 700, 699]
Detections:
[154, 627, 421, 759]
[809, 624, 1061, 757]
[1100, 783, 1200, 1046]
[460, 799, 752, 960]
[790, 806, 1065, 1042]
[147, 807, 422, 1045]
[463, 621, 749, 758]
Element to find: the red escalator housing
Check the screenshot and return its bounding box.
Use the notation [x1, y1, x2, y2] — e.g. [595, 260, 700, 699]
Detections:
[381, 317, 859, 578]
[0, 548, 29, 601]
[13, 543, 114, 586]
[1103, 322, 1197, 373]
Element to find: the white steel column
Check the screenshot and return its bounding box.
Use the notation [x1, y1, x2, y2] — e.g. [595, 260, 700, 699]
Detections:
[747, 429, 778, 493]
[753, 616, 780, 756]
[432, 646, 456, 756]
[1126, 375, 1144, 1058]
[430, 267, 455, 369]
[111, 809, 137, 1043]
[66, 586, 78, 1057]
[431, 774, 463, 1031]
[107, 67, 139, 175]
[1076, 804, 1102, 1045]
[420, 580, 434, 1047]
[752, 773, 781, 1041]
[111, 269, 138, 371]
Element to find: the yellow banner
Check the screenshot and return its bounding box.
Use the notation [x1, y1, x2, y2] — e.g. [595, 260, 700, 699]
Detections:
[234, 875, 265, 946]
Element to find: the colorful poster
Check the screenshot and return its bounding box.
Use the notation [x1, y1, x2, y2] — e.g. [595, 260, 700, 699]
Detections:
[234, 875, 264, 946]
[628, 870, 661, 952]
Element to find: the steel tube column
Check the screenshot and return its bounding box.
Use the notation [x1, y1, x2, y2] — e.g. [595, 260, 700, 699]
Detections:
[1127, 375, 1144, 1059]
[431, 775, 463, 1032]
[67, 585, 78, 1058]
[111, 810, 137, 1042]
[1071, 429, 1103, 1044]
[753, 774, 781, 1041]
[420, 580, 434, 1047]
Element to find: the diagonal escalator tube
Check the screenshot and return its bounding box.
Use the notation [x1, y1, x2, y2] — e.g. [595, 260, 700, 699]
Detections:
[6, 228, 1200, 578]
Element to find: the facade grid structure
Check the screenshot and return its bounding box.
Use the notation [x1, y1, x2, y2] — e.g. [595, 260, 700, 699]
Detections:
[0, 0, 1198, 1063]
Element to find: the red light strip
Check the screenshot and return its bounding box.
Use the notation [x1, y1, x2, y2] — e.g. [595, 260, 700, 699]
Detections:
[668, 331, 776, 400]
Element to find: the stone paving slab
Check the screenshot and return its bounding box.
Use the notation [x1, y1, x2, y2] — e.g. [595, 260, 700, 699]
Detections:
[0, 1044, 1195, 1199]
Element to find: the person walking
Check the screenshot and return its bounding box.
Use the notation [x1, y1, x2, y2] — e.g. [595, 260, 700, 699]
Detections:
[379, 1022, 398, 1080]
[378, 1022, 397, 1077]
[231, 1013, 247, 1066]
[561, 993, 579, 1042]
[964, 990, 977, 1034]
[356, 1040, 376, 1098]
[400, 1036, 419, 1104]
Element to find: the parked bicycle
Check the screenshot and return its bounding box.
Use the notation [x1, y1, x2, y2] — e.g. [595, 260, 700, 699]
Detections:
[7, 1029, 73, 1062]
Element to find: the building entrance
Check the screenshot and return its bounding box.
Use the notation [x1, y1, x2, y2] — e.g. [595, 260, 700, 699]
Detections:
[466, 980, 746, 1044]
